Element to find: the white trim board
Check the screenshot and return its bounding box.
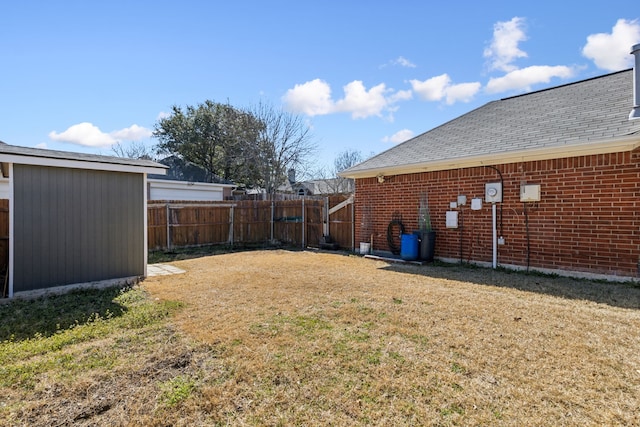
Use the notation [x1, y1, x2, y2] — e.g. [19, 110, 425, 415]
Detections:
[0, 153, 167, 175]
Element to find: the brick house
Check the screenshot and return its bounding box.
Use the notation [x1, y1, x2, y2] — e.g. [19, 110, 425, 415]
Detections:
[341, 45, 640, 281]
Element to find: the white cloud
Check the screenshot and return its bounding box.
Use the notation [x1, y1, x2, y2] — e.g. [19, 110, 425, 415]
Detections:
[282, 79, 334, 116]
[49, 123, 116, 147]
[35, 142, 48, 149]
[110, 124, 153, 141]
[389, 89, 413, 103]
[49, 122, 153, 148]
[283, 79, 410, 119]
[444, 82, 482, 105]
[393, 56, 416, 68]
[382, 129, 414, 144]
[484, 17, 528, 72]
[410, 74, 481, 104]
[380, 56, 417, 69]
[334, 81, 389, 119]
[410, 74, 451, 101]
[485, 65, 575, 93]
[582, 19, 640, 71]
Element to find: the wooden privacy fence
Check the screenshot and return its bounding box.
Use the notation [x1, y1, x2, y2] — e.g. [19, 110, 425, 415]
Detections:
[148, 196, 354, 251]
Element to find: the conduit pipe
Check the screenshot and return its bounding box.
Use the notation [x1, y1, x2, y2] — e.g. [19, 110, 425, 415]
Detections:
[492, 203, 497, 268]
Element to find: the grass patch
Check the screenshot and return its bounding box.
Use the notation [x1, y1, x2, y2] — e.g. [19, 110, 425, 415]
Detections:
[0, 286, 187, 425]
[160, 375, 197, 407]
[0, 286, 128, 342]
[3, 250, 640, 425]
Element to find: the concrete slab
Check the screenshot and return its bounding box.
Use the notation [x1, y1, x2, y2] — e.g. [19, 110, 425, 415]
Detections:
[147, 264, 186, 277]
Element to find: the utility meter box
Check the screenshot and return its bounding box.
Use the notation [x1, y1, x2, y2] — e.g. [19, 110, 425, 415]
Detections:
[485, 182, 502, 203]
[520, 183, 541, 202]
[446, 211, 459, 228]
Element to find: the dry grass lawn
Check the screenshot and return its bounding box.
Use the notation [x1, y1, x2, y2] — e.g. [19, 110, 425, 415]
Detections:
[141, 250, 640, 425]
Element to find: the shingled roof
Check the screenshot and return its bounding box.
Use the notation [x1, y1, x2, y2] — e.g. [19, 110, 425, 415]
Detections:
[341, 69, 640, 178]
[0, 142, 167, 174]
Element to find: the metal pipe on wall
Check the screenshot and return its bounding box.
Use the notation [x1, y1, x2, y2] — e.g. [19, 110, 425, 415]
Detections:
[492, 203, 497, 268]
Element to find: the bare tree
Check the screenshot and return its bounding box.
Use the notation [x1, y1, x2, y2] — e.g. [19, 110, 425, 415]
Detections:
[111, 141, 155, 160]
[333, 149, 365, 174]
[247, 101, 316, 197]
[314, 149, 368, 194]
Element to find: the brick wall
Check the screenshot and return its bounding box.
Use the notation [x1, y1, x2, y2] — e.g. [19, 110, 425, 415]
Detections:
[354, 149, 640, 278]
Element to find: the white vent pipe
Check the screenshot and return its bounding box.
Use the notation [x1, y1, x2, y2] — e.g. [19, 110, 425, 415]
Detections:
[630, 43, 640, 120]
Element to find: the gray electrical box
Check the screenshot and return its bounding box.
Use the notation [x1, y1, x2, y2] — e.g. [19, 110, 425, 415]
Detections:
[446, 211, 459, 228]
[520, 183, 541, 202]
[485, 182, 502, 203]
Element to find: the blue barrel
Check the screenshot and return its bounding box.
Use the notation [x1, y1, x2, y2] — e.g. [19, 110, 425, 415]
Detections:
[400, 233, 419, 261]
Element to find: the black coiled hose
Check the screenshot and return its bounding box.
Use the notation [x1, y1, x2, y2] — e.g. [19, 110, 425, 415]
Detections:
[387, 220, 405, 255]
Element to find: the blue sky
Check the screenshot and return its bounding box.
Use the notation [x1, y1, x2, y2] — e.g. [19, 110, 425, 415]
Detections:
[1, 1, 639, 173]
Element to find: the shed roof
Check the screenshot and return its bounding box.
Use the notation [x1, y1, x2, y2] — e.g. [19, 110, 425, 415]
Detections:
[0, 142, 167, 175]
[342, 69, 640, 178]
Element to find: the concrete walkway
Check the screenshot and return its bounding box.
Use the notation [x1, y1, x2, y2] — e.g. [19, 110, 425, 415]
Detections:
[147, 264, 186, 277]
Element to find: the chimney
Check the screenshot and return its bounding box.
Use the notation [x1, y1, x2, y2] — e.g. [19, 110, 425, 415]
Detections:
[630, 43, 640, 120]
[287, 168, 296, 184]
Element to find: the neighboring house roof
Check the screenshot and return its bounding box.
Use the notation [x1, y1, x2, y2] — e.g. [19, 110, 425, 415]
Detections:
[149, 155, 234, 184]
[341, 69, 640, 178]
[0, 142, 167, 175]
[280, 177, 354, 195]
[305, 178, 354, 195]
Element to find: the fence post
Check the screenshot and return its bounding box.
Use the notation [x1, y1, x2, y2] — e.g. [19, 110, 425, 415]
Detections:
[165, 203, 171, 250]
[229, 205, 234, 246]
[351, 199, 355, 251]
[270, 200, 275, 242]
[323, 197, 329, 237]
[301, 198, 305, 248]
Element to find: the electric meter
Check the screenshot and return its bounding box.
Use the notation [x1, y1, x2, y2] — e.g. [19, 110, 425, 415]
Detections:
[485, 182, 502, 203]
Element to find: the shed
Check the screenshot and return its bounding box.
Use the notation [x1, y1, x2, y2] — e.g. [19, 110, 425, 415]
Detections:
[0, 143, 167, 298]
[341, 45, 640, 280]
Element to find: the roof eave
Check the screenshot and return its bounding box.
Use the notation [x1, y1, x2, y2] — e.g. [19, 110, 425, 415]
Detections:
[0, 152, 168, 175]
[340, 135, 640, 179]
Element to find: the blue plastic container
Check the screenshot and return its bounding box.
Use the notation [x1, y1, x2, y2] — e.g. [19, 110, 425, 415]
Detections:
[400, 233, 419, 261]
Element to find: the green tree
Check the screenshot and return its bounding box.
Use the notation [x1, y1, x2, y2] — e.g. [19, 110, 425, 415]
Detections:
[153, 100, 315, 194]
[153, 100, 260, 185]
